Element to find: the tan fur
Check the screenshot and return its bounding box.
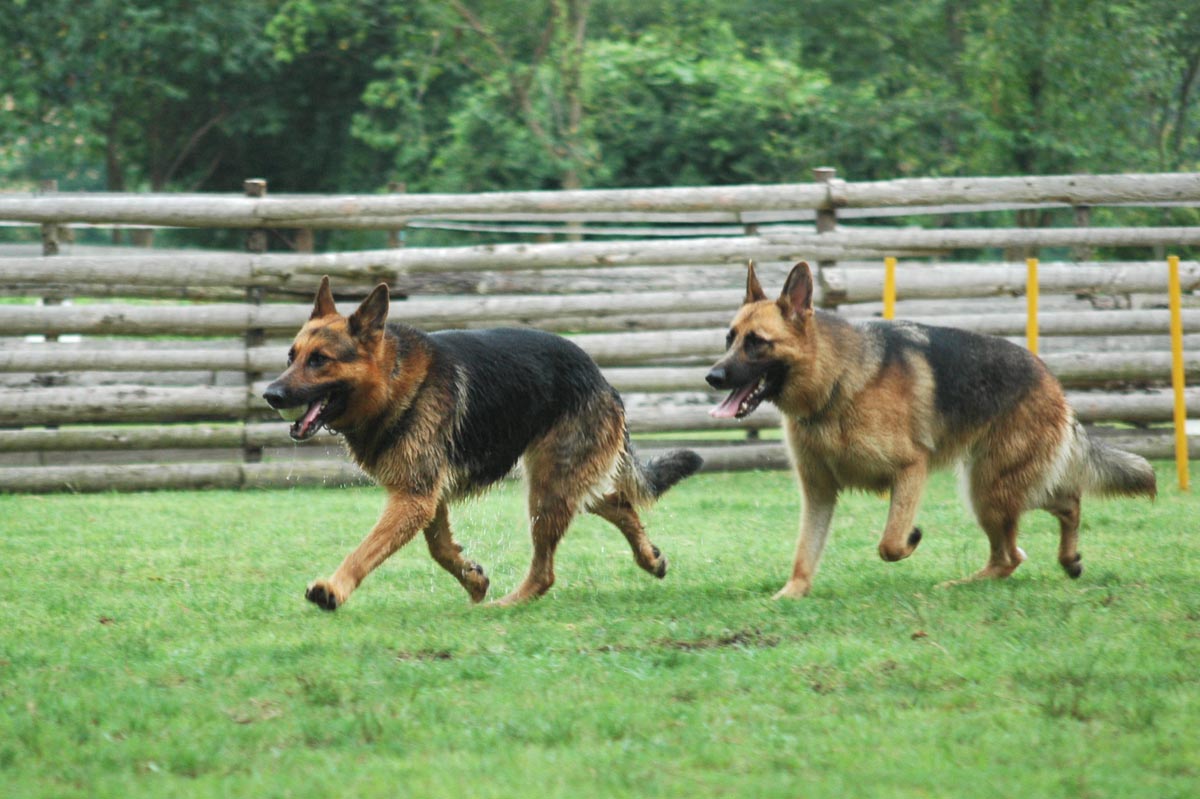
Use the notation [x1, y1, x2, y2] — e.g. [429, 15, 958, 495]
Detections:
[269, 278, 687, 610]
[710, 261, 1154, 598]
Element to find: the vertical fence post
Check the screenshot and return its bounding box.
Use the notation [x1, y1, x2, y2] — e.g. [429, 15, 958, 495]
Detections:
[1026, 257, 1039, 356]
[243, 179, 268, 467]
[39, 180, 62, 344]
[39, 179, 60, 257]
[294, 227, 314, 253]
[882, 256, 897, 320]
[1168, 254, 1190, 491]
[387, 181, 407, 250]
[1071, 205, 1092, 263]
[813, 167, 843, 309]
[37, 180, 63, 455]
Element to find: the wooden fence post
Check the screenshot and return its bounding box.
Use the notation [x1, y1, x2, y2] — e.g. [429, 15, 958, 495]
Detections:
[37, 180, 62, 457]
[294, 227, 314, 253]
[813, 167, 845, 308]
[38, 180, 64, 347]
[1072, 205, 1092, 262]
[387, 181, 407, 249]
[243, 179, 268, 467]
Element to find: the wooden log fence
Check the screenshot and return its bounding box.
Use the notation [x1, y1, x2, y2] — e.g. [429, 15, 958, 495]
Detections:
[1, 170, 1197, 492]
[2, 371, 1197, 429]
[2, 232, 1198, 294]
[1, 248, 1199, 343]
[6, 428, 1200, 495]
[3, 308, 1198, 355]
[3, 173, 1198, 227]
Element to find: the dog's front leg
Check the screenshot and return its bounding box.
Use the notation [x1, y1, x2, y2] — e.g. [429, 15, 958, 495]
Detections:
[306, 490, 438, 611]
[878, 458, 929, 563]
[774, 468, 839, 600]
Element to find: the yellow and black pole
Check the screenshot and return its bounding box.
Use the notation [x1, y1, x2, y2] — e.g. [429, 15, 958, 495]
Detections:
[882, 256, 897, 320]
[1026, 257, 1039, 356]
[1168, 255, 1189, 491]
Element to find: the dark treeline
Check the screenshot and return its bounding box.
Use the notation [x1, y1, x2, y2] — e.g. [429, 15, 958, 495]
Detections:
[3, 0, 1199, 197]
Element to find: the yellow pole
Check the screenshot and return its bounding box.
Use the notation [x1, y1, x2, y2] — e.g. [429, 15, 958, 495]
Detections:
[883, 256, 897, 320]
[1026, 257, 1039, 355]
[1168, 254, 1189, 491]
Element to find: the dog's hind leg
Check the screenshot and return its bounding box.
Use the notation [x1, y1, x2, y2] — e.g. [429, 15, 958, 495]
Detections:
[959, 508, 1026, 583]
[306, 490, 437, 610]
[1044, 493, 1083, 579]
[496, 406, 623, 606]
[589, 496, 669, 579]
[495, 489, 576, 606]
[943, 462, 1029, 586]
[423, 500, 490, 603]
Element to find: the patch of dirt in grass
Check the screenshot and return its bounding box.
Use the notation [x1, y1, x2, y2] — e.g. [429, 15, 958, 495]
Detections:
[657, 629, 782, 651]
[395, 648, 454, 662]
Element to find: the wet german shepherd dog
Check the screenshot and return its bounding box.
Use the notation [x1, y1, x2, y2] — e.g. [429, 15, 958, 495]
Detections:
[707, 261, 1156, 599]
[263, 278, 702, 610]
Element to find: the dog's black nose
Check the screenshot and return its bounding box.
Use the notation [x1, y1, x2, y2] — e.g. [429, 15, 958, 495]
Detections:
[705, 367, 728, 390]
[262, 383, 287, 409]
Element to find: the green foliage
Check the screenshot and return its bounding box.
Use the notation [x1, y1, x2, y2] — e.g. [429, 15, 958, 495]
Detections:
[3, 0, 1199, 193]
[1, 468, 1198, 796]
[413, 23, 829, 190]
[583, 26, 828, 186]
[0, 0, 279, 190]
[961, 1, 1155, 174]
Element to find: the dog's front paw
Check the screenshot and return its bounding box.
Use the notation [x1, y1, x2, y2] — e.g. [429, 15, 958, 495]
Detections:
[879, 527, 922, 562]
[463, 563, 490, 604]
[305, 580, 342, 611]
[772, 579, 811, 600]
[649, 545, 669, 579]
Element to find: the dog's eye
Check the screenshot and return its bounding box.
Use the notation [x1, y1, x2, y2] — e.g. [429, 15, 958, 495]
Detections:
[725, 330, 736, 349]
[744, 332, 770, 353]
[287, 347, 296, 366]
[307, 352, 328, 369]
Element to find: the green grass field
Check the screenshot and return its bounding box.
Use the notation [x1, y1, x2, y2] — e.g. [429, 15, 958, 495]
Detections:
[2, 466, 1198, 798]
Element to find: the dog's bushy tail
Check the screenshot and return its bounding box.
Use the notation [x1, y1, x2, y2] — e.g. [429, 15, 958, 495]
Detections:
[1079, 428, 1157, 499]
[620, 445, 704, 506]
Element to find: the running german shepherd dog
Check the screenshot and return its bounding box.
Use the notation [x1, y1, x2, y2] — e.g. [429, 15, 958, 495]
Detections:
[706, 261, 1156, 598]
[263, 278, 702, 610]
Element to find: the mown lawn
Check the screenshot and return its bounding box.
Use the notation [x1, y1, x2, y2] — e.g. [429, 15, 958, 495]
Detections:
[1, 465, 1197, 798]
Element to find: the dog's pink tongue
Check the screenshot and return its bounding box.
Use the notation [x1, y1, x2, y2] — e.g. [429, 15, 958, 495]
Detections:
[295, 400, 323, 437]
[710, 385, 753, 419]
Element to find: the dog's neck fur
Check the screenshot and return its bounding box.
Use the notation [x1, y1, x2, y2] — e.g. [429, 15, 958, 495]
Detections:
[340, 325, 440, 477]
[776, 311, 867, 424]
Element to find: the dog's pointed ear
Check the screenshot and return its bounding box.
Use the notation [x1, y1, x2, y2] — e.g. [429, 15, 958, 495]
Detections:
[348, 283, 390, 339]
[744, 260, 766, 304]
[310, 276, 338, 320]
[777, 261, 814, 325]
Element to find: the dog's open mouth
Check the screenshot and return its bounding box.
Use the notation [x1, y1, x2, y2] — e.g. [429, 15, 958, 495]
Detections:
[278, 393, 341, 441]
[711, 374, 772, 420]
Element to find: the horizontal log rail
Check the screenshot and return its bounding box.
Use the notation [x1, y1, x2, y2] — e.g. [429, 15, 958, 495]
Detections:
[2, 336, 1198, 380]
[4, 230, 1199, 297]
[3, 306, 1197, 345]
[826, 260, 1200, 303]
[2, 173, 1198, 228]
[0, 409, 784, 453]
[1, 382, 1194, 427]
[0, 236, 860, 286]
[5, 252, 1199, 302]
[0, 290, 741, 338]
[3, 430, 1198, 493]
[2, 445, 792, 494]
